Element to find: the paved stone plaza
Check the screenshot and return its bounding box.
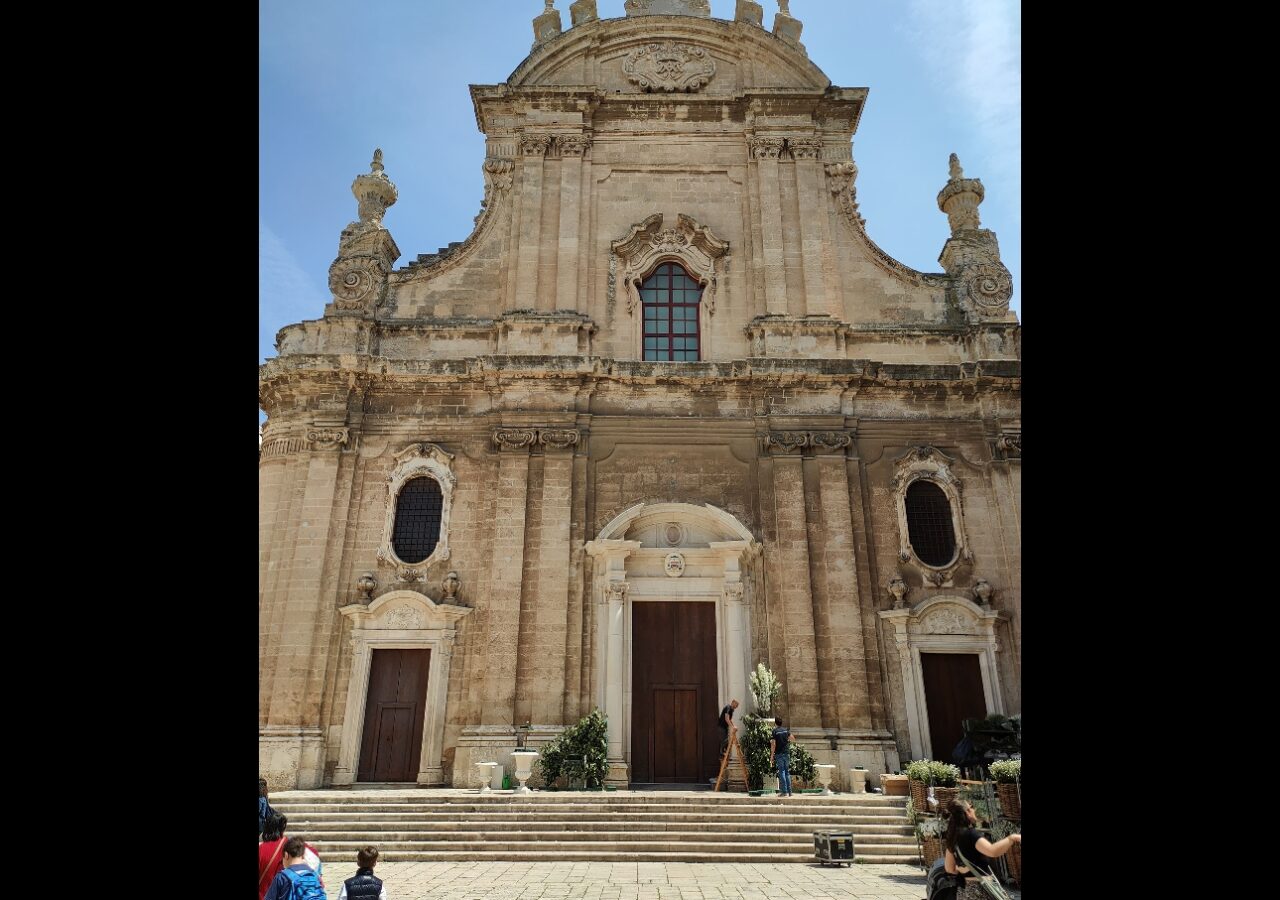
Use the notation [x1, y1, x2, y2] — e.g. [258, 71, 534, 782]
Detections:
[315, 861, 1021, 900]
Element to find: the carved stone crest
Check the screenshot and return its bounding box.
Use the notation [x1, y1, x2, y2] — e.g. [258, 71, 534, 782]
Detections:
[623, 42, 716, 93]
[919, 608, 976, 635]
[385, 606, 423, 630]
[664, 553, 686, 578]
[624, 0, 712, 18]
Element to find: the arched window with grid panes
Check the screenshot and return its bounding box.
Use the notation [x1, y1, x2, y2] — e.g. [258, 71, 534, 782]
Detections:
[641, 262, 702, 361]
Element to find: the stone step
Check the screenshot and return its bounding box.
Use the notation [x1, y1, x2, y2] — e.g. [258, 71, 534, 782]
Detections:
[303, 838, 918, 855]
[288, 829, 919, 845]
[279, 818, 915, 834]
[275, 791, 907, 805]
[279, 814, 916, 829]
[272, 799, 906, 812]
[305, 848, 918, 864]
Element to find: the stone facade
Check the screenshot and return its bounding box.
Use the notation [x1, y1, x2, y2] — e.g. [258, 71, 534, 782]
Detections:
[259, 3, 1020, 792]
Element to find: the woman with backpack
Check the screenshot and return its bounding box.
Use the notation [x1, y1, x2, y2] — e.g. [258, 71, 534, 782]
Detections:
[259, 814, 323, 900]
[942, 799, 1020, 898]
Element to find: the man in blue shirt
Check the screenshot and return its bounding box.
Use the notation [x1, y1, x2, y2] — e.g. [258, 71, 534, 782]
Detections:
[769, 716, 796, 797]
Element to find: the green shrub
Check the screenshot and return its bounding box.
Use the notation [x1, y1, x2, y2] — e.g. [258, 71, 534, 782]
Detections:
[905, 759, 934, 782]
[739, 714, 817, 789]
[536, 708, 609, 788]
[929, 761, 959, 787]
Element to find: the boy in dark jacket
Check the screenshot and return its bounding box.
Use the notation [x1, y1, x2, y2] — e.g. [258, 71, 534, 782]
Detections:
[339, 846, 388, 900]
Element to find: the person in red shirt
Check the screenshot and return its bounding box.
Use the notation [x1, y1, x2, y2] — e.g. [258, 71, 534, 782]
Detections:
[259, 813, 323, 900]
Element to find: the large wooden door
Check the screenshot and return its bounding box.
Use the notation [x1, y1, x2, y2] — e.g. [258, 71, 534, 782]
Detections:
[358, 648, 430, 782]
[632, 602, 718, 784]
[920, 652, 987, 763]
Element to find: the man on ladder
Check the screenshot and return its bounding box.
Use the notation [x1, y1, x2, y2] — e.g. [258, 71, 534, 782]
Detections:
[714, 698, 749, 791]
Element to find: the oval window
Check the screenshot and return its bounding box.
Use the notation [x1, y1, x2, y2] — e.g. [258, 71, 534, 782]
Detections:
[392, 476, 443, 563]
[904, 480, 956, 567]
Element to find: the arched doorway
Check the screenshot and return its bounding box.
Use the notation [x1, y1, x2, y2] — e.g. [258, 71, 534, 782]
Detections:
[585, 502, 760, 786]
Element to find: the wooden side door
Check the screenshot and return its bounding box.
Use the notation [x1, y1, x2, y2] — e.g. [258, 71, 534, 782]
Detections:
[920, 652, 987, 763]
[357, 648, 431, 782]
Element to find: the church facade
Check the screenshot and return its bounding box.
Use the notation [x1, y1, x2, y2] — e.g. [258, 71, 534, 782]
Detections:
[258, 0, 1021, 791]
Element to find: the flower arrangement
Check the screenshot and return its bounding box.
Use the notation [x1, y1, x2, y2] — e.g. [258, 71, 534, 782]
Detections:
[748, 663, 782, 714]
[988, 758, 1020, 784]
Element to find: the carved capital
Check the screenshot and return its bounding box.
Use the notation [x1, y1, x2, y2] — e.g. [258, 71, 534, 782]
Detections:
[539, 428, 581, 451]
[810, 432, 853, 454]
[492, 428, 539, 451]
[604, 581, 629, 603]
[307, 427, 350, 450]
[520, 135, 554, 157]
[557, 135, 592, 157]
[723, 582, 745, 602]
[749, 138, 785, 160]
[763, 431, 809, 454]
[789, 138, 823, 160]
[995, 431, 1021, 459]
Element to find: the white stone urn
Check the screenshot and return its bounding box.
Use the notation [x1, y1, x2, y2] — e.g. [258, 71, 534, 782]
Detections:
[511, 750, 539, 795]
[476, 761, 498, 793]
[848, 767, 867, 794]
[814, 764, 836, 795]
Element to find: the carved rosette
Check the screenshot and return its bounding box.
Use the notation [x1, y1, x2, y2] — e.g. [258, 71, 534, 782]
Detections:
[307, 427, 351, 450]
[623, 42, 716, 93]
[611, 213, 729, 315]
[762, 431, 855, 455]
[891, 445, 972, 584]
[328, 256, 387, 311]
[958, 263, 1013, 316]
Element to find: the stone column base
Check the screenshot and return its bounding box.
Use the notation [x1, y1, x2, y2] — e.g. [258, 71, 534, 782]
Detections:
[259, 726, 326, 790]
[605, 759, 630, 787]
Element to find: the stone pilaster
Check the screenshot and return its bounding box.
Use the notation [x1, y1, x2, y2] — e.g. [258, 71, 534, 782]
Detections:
[750, 137, 788, 316]
[481, 429, 534, 725]
[556, 135, 589, 313]
[513, 135, 551, 312]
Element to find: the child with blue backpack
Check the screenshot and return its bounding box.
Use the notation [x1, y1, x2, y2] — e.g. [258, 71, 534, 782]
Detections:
[264, 837, 327, 900]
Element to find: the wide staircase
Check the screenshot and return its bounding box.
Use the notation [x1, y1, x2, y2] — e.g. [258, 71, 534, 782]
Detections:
[271, 790, 918, 864]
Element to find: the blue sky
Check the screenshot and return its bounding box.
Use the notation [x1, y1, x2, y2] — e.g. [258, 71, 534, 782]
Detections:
[260, 0, 1020, 380]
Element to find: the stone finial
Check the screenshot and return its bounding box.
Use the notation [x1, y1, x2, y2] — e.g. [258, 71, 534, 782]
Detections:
[356, 572, 377, 604]
[570, 0, 598, 25]
[936, 152, 985, 234]
[533, 0, 562, 47]
[888, 575, 908, 610]
[351, 148, 398, 230]
[442, 570, 461, 604]
[972, 578, 994, 609]
[773, 0, 804, 50]
[735, 0, 764, 25]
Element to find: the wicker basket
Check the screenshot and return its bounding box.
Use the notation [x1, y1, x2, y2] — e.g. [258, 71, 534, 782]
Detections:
[996, 782, 1021, 820]
[1004, 839, 1021, 885]
[920, 834, 944, 866]
[912, 780, 960, 813]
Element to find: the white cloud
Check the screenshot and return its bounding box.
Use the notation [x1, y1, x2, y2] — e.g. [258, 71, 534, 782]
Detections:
[259, 219, 328, 361]
[907, 0, 1021, 226]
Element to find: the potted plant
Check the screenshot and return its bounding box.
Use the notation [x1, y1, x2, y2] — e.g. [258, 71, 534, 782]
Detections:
[740, 714, 817, 792]
[536, 709, 609, 790]
[928, 760, 961, 811]
[748, 665, 783, 791]
[988, 757, 1020, 820]
[916, 814, 947, 866]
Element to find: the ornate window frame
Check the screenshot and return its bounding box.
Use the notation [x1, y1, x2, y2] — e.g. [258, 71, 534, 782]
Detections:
[891, 446, 971, 585]
[611, 213, 728, 361]
[377, 443, 456, 570]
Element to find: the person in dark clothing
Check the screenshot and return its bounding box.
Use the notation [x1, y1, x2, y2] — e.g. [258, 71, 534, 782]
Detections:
[769, 715, 796, 797]
[339, 846, 389, 900]
[943, 799, 1020, 899]
[718, 699, 740, 755]
[259, 777, 273, 839]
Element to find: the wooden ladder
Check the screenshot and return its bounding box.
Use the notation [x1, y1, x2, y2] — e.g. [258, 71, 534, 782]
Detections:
[713, 726, 750, 791]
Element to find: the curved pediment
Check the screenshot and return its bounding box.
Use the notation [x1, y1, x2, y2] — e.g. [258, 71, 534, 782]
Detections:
[508, 16, 831, 95]
[596, 501, 755, 546]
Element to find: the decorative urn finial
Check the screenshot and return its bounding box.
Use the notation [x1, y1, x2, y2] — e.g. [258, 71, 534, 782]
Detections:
[936, 152, 985, 235]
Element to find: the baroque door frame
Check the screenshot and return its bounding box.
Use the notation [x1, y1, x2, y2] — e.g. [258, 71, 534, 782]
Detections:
[334, 590, 472, 785]
[878, 595, 1006, 761]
